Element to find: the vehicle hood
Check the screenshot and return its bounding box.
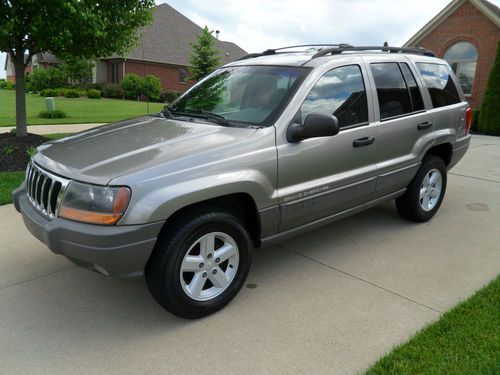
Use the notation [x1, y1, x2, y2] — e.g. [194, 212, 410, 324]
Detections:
[34, 116, 258, 185]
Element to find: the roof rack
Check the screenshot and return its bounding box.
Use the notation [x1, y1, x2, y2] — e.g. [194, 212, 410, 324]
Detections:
[237, 43, 353, 61]
[312, 46, 436, 58]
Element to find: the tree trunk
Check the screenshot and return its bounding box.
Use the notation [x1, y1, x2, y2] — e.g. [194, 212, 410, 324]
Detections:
[14, 54, 28, 137]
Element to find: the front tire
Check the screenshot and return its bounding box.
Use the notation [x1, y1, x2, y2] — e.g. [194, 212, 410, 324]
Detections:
[145, 206, 252, 319]
[396, 155, 447, 222]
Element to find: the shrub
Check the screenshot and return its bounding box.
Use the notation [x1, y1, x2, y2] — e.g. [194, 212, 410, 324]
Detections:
[82, 83, 103, 91]
[26, 146, 38, 158]
[471, 109, 480, 131]
[87, 89, 101, 99]
[0, 79, 5, 89]
[30, 67, 64, 91]
[40, 88, 59, 97]
[2, 81, 15, 90]
[63, 88, 80, 98]
[122, 73, 143, 99]
[101, 83, 123, 98]
[478, 42, 500, 135]
[142, 74, 161, 99]
[2, 144, 16, 155]
[162, 90, 181, 104]
[38, 110, 67, 119]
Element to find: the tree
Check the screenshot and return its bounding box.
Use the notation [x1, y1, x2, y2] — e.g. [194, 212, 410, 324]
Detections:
[478, 42, 500, 135]
[189, 26, 221, 81]
[29, 67, 65, 92]
[62, 57, 94, 84]
[0, 0, 155, 137]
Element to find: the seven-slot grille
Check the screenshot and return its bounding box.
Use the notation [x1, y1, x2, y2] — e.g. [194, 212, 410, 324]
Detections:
[26, 162, 69, 219]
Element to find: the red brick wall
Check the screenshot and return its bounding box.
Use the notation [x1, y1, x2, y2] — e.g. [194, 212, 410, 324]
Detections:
[413, 1, 500, 108]
[124, 60, 195, 92]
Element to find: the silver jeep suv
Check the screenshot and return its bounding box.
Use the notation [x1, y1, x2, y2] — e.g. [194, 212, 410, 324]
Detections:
[14, 45, 471, 318]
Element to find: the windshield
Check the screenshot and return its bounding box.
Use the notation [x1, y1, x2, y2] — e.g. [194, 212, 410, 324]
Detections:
[167, 65, 310, 127]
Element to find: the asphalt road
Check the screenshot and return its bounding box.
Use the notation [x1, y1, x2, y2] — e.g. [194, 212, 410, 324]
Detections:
[0, 134, 498, 374]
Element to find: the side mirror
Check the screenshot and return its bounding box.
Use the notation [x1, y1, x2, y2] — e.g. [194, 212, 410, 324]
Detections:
[287, 113, 340, 142]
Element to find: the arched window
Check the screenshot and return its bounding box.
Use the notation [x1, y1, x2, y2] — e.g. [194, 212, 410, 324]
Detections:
[443, 41, 478, 96]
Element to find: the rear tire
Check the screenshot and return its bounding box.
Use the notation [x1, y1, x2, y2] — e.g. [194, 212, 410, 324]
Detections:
[145, 206, 252, 319]
[396, 155, 447, 222]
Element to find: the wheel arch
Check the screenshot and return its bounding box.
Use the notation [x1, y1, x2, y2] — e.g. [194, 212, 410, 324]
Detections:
[156, 192, 262, 248]
[425, 142, 453, 167]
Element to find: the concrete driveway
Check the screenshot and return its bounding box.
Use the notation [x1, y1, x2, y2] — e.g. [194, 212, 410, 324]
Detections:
[1, 135, 499, 374]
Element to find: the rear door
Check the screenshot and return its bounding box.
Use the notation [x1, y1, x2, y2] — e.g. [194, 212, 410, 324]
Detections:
[362, 56, 434, 197]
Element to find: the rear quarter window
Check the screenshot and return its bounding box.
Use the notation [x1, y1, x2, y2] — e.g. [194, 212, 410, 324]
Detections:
[416, 63, 461, 108]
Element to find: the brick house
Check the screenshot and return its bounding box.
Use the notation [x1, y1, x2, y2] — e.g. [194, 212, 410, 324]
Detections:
[404, 0, 500, 109]
[97, 3, 246, 92]
[4, 3, 246, 91]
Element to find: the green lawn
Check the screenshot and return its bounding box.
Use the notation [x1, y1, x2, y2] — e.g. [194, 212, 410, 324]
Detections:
[0, 171, 25, 205]
[0, 89, 165, 126]
[366, 275, 500, 374]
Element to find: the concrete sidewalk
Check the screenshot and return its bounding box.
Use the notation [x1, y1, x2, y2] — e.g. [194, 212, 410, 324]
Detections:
[0, 123, 106, 135]
[0, 135, 498, 374]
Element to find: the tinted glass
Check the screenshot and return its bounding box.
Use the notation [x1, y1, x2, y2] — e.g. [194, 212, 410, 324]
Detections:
[416, 63, 461, 107]
[300, 65, 368, 128]
[400, 63, 425, 111]
[370, 63, 412, 120]
[171, 66, 310, 127]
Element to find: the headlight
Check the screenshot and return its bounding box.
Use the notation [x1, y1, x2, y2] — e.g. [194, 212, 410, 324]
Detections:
[59, 181, 131, 225]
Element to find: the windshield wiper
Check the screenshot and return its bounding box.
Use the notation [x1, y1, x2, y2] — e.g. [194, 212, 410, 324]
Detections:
[182, 109, 231, 126]
[161, 106, 176, 119]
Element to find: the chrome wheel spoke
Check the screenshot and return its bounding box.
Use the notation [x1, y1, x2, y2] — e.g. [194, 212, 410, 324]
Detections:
[422, 195, 430, 209]
[214, 243, 236, 263]
[209, 267, 230, 288]
[188, 272, 206, 298]
[200, 234, 215, 258]
[429, 189, 440, 198]
[182, 255, 204, 272]
[419, 187, 427, 199]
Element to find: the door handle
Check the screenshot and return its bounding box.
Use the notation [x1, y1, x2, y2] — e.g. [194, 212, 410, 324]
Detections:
[353, 136, 375, 148]
[417, 121, 433, 130]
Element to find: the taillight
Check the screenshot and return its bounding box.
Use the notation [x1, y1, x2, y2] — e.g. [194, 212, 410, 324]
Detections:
[465, 107, 472, 134]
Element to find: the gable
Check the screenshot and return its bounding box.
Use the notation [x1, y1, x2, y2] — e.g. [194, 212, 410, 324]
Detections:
[404, 0, 500, 46]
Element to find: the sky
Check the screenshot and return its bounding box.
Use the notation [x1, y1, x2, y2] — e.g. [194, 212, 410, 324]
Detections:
[2, 0, 500, 79]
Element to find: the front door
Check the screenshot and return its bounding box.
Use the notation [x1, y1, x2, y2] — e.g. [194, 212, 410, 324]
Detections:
[277, 63, 378, 232]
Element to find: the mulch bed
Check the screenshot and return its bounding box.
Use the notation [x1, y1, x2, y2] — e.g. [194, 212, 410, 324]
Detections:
[0, 133, 50, 172]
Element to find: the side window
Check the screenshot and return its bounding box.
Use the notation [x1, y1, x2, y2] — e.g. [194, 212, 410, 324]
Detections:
[416, 63, 461, 108]
[370, 63, 412, 120]
[400, 63, 425, 111]
[300, 65, 368, 128]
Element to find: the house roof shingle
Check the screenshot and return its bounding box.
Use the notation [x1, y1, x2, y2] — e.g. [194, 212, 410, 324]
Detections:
[106, 3, 247, 66]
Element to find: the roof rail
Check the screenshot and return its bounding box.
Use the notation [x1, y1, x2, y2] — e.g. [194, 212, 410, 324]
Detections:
[237, 43, 353, 61]
[312, 46, 436, 58]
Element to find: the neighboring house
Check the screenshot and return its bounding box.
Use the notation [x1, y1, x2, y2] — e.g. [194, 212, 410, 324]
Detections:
[4, 54, 32, 82]
[3, 3, 246, 91]
[98, 3, 246, 91]
[404, 0, 500, 108]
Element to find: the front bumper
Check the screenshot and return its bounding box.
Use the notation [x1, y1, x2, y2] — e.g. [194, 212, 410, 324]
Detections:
[13, 186, 164, 279]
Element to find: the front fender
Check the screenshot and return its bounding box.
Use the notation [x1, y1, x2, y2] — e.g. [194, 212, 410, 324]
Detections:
[119, 170, 276, 224]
